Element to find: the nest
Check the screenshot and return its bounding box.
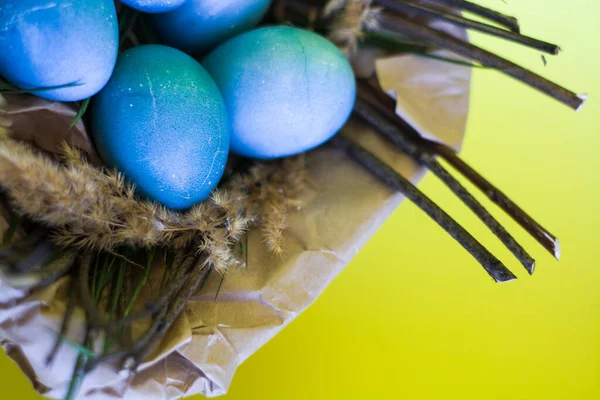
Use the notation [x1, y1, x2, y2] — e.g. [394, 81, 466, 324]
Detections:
[0, 1, 582, 399]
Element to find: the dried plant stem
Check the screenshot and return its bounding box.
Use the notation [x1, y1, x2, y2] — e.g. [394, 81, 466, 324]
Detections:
[332, 135, 516, 283]
[85, 302, 169, 372]
[423, 157, 536, 272]
[46, 278, 78, 366]
[84, 253, 207, 372]
[430, 144, 561, 259]
[1, 251, 75, 289]
[423, 0, 520, 32]
[29, 251, 76, 289]
[358, 80, 560, 260]
[12, 239, 54, 274]
[378, 0, 559, 54]
[127, 260, 210, 370]
[354, 97, 535, 273]
[118, 251, 195, 325]
[77, 255, 127, 348]
[369, 12, 584, 110]
[64, 326, 92, 400]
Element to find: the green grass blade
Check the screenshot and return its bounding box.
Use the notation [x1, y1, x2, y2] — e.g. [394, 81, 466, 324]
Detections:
[0, 78, 82, 94]
[244, 233, 249, 268]
[96, 256, 117, 303]
[159, 251, 172, 291]
[214, 273, 226, 301]
[119, 11, 140, 48]
[90, 256, 100, 302]
[197, 267, 213, 294]
[63, 331, 93, 400]
[103, 257, 125, 354]
[45, 327, 97, 359]
[109, 258, 126, 320]
[68, 98, 90, 130]
[124, 249, 155, 317]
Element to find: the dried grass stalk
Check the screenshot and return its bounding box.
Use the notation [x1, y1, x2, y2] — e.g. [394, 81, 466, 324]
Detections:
[0, 130, 309, 270]
[324, 0, 381, 55]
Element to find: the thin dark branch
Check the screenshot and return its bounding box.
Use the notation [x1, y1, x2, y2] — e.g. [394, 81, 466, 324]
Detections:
[378, 0, 559, 54]
[111, 250, 195, 326]
[85, 254, 208, 373]
[46, 277, 78, 365]
[353, 97, 535, 274]
[0, 251, 75, 290]
[369, 12, 584, 110]
[331, 135, 516, 283]
[422, 155, 535, 273]
[431, 144, 561, 259]
[77, 255, 127, 348]
[423, 0, 520, 32]
[29, 252, 76, 289]
[358, 80, 560, 260]
[13, 240, 55, 273]
[64, 325, 92, 400]
[126, 260, 211, 370]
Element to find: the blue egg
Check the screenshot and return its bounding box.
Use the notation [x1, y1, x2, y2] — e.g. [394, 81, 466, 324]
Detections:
[91, 45, 230, 210]
[202, 26, 356, 159]
[153, 0, 272, 55]
[0, 0, 118, 102]
[120, 0, 185, 13]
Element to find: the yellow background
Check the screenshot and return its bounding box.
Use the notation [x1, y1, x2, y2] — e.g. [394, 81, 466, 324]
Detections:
[2, 0, 599, 398]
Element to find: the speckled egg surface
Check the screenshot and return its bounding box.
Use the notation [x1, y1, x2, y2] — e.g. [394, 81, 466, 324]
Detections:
[0, 0, 118, 102]
[91, 45, 229, 210]
[153, 0, 272, 55]
[202, 26, 356, 159]
[120, 0, 186, 13]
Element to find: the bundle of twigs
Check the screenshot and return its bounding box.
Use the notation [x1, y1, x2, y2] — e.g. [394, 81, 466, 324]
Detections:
[271, 0, 574, 282]
[0, 1, 582, 398]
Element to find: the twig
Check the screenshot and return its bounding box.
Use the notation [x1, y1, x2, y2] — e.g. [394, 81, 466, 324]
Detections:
[358, 80, 560, 260]
[13, 239, 55, 273]
[84, 302, 169, 373]
[112, 250, 195, 326]
[331, 135, 516, 283]
[77, 255, 127, 348]
[64, 325, 92, 400]
[369, 12, 584, 110]
[423, 0, 520, 32]
[46, 277, 78, 366]
[84, 252, 202, 372]
[430, 144, 561, 259]
[378, 0, 559, 54]
[353, 97, 535, 274]
[127, 260, 211, 369]
[0, 251, 75, 289]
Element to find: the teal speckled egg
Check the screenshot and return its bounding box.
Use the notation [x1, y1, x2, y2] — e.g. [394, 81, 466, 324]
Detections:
[0, 0, 118, 102]
[91, 45, 229, 210]
[202, 26, 356, 159]
[153, 0, 272, 55]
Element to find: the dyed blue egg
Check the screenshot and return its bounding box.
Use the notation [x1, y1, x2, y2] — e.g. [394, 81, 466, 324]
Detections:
[91, 45, 230, 210]
[202, 26, 356, 159]
[120, 0, 185, 13]
[153, 0, 272, 55]
[0, 0, 118, 102]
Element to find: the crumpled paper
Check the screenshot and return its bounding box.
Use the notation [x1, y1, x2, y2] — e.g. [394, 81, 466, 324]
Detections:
[0, 26, 471, 400]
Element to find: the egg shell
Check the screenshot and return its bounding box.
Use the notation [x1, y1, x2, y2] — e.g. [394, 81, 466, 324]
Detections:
[153, 0, 272, 55]
[0, 0, 118, 102]
[91, 45, 230, 210]
[120, 0, 186, 13]
[202, 26, 356, 159]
